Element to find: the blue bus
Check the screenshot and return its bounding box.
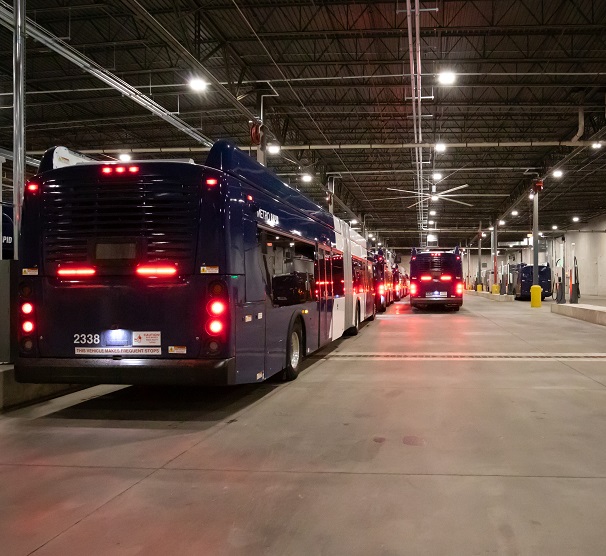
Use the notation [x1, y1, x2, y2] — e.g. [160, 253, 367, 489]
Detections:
[409, 248, 464, 310]
[512, 263, 552, 300]
[15, 141, 375, 385]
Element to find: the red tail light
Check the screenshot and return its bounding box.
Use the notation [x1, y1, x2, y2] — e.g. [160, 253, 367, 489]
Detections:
[410, 283, 418, 296]
[206, 178, 218, 186]
[136, 264, 177, 277]
[115, 166, 126, 174]
[207, 319, 224, 335]
[22, 321, 34, 333]
[378, 283, 385, 295]
[456, 282, 464, 295]
[420, 275, 432, 281]
[21, 302, 33, 315]
[440, 275, 452, 281]
[57, 267, 96, 277]
[101, 166, 112, 174]
[395, 284, 401, 292]
[128, 166, 139, 173]
[26, 182, 39, 193]
[208, 300, 226, 316]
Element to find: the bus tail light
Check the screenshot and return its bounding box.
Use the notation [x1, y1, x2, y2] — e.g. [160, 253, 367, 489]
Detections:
[22, 320, 34, 333]
[206, 319, 224, 335]
[136, 264, 177, 277]
[21, 302, 33, 315]
[208, 300, 226, 316]
[206, 177, 218, 186]
[420, 275, 432, 281]
[26, 182, 39, 193]
[440, 275, 452, 281]
[395, 284, 401, 292]
[456, 282, 464, 295]
[57, 267, 96, 277]
[410, 282, 418, 296]
[209, 280, 227, 297]
[378, 283, 385, 295]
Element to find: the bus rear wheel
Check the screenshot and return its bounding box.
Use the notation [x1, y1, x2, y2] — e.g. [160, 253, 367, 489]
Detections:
[282, 319, 304, 381]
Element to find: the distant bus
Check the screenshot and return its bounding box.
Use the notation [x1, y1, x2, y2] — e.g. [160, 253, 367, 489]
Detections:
[409, 248, 464, 310]
[15, 141, 375, 386]
[392, 264, 409, 301]
[512, 263, 552, 300]
[373, 250, 393, 312]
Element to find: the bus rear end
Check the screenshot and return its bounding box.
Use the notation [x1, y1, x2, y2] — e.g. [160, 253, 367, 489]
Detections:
[16, 160, 237, 385]
[409, 251, 464, 310]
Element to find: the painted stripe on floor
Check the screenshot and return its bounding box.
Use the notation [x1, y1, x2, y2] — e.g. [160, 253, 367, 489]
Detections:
[323, 353, 606, 361]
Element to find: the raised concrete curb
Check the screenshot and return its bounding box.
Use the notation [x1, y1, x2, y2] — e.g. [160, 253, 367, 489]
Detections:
[0, 366, 83, 413]
[551, 303, 606, 327]
[465, 290, 515, 302]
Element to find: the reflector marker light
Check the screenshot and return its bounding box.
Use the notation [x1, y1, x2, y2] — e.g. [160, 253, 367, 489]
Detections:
[206, 178, 218, 186]
[101, 167, 112, 174]
[115, 166, 126, 174]
[21, 302, 33, 315]
[128, 166, 139, 173]
[440, 275, 453, 281]
[420, 275, 432, 281]
[136, 264, 177, 277]
[22, 321, 34, 333]
[57, 267, 96, 277]
[26, 183, 39, 192]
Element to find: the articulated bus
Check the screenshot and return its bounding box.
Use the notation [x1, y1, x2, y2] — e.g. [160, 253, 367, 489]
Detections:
[15, 141, 375, 385]
[409, 248, 464, 310]
[373, 250, 394, 312]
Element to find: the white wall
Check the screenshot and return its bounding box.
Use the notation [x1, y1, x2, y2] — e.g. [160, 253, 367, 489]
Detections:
[560, 214, 606, 296]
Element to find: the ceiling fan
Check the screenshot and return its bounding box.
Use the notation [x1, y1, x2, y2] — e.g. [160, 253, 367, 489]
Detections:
[369, 184, 473, 208]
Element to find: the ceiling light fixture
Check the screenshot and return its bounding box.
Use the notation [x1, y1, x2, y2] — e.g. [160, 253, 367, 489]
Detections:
[552, 225, 558, 230]
[432, 172, 442, 181]
[118, 153, 131, 162]
[301, 174, 312, 183]
[429, 210, 436, 216]
[499, 220, 506, 226]
[552, 169, 563, 178]
[189, 78, 208, 92]
[350, 219, 358, 225]
[435, 143, 446, 153]
[437, 71, 456, 85]
[511, 210, 519, 216]
[592, 142, 602, 149]
[431, 195, 439, 201]
[267, 143, 281, 155]
[572, 216, 580, 222]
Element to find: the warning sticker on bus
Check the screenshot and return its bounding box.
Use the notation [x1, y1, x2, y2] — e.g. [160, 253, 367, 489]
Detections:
[75, 347, 162, 355]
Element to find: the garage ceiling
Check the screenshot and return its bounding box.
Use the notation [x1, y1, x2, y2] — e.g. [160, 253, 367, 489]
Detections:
[1, 0, 606, 252]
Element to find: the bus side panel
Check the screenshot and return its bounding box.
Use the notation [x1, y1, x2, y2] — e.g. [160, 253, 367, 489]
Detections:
[235, 212, 267, 383]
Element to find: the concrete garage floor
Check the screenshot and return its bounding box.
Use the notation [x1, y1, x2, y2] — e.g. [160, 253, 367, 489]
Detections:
[2, 295, 606, 555]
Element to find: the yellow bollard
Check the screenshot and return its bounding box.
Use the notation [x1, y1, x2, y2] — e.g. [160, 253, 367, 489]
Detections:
[476, 284, 483, 292]
[491, 284, 500, 295]
[530, 285, 542, 308]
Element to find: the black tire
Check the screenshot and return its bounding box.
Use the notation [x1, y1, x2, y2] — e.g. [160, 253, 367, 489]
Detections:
[282, 319, 304, 381]
[453, 306, 461, 312]
[367, 300, 376, 321]
[350, 304, 360, 335]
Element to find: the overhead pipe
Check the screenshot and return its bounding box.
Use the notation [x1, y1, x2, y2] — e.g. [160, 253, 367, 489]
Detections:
[0, 1, 214, 147]
[571, 107, 585, 141]
[27, 141, 602, 157]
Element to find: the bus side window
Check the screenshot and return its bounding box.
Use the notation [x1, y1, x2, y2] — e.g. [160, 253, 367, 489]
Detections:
[244, 221, 267, 302]
[263, 231, 315, 307]
[332, 252, 344, 297]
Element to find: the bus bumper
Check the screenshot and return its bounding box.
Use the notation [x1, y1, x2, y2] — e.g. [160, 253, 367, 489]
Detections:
[411, 297, 463, 307]
[15, 357, 237, 386]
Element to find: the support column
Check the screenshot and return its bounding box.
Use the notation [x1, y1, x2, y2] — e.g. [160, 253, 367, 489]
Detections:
[12, 0, 26, 260]
[477, 221, 482, 290]
[493, 222, 500, 294]
[530, 191, 542, 307]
